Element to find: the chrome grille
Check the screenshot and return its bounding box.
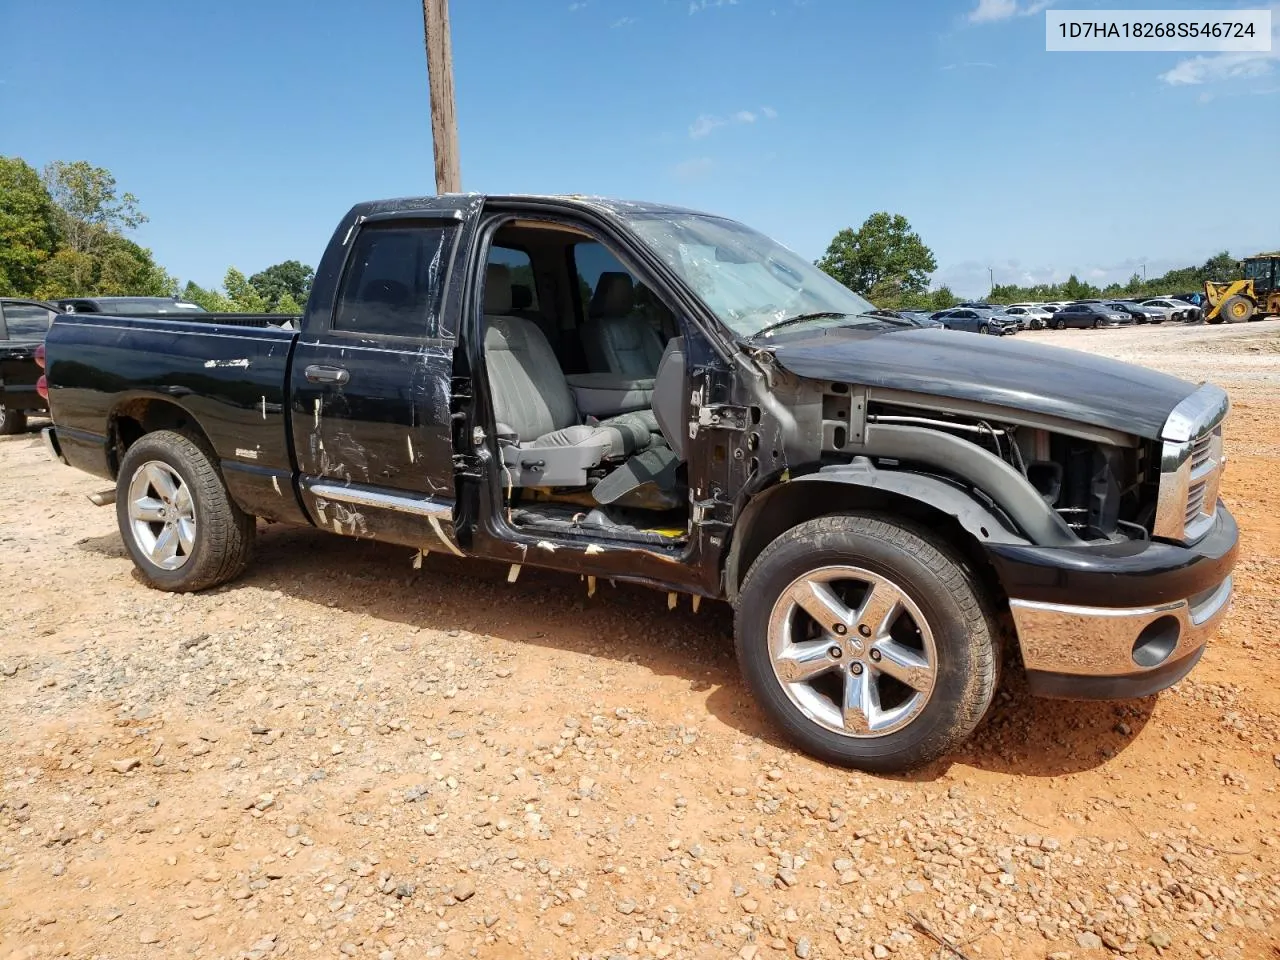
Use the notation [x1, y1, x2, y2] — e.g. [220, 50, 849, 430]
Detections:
[1153, 386, 1229, 543]
[1190, 433, 1214, 471]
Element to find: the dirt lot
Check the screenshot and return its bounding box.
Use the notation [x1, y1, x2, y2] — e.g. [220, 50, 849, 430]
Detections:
[2, 320, 1278, 960]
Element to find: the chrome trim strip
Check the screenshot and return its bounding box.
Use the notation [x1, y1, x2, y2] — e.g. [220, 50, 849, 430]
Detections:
[1188, 575, 1233, 626]
[1009, 576, 1232, 677]
[1161, 384, 1230, 443]
[307, 482, 452, 519]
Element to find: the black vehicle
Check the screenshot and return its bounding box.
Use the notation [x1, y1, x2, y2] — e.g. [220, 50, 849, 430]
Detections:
[42, 195, 1238, 773]
[930, 307, 1018, 335]
[0, 297, 58, 434]
[1049, 302, 1133, 329]
[1105, 301, 1164, 324]
[57, 296, 208, 316]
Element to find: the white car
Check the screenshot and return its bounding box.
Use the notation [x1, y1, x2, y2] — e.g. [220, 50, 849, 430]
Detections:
[1003, 305, 1053, 330]
[1141, 298, 1200, 323]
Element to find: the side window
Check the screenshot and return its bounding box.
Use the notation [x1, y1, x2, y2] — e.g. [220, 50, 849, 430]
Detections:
[488, 246, 538, 311]
[2, 304, 55, 338]
[333, 221, 455, 338]
[571, 240, 675, 339]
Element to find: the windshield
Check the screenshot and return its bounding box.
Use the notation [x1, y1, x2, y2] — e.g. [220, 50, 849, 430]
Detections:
[624, 213, 878, 337]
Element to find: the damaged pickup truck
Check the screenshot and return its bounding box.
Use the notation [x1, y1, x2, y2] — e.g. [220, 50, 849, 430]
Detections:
[42, 195, 1238, 772]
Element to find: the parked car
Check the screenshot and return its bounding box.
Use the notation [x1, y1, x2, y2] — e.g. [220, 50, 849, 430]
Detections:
[0, 297, 57, 434]
[1048, 302, 1133, 329]
[1002, 305, 1052, 330]
[866, 309, 944, 329]
[57, 296, 208, 316]
[931, 307, 1019, 335]
[42, 194, 1238, 773]
[1142, 298, 1200, 323]
[897, 309, 944, 328]
[1105, 301, 1164, 324]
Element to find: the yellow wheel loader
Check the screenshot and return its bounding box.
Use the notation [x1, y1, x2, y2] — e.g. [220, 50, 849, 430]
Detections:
[1204, 254, 1280, 323]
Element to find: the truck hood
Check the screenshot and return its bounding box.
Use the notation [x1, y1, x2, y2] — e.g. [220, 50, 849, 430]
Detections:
[766, 325, 1197, 439]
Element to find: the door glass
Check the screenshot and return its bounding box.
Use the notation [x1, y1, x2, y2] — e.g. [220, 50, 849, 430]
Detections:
[2, 304, 55, 337]
[334, 222, 456, 338]
[488, 246, 537, 310]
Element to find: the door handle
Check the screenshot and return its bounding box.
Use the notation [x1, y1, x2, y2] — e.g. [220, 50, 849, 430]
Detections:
[305, 364, 350, 385]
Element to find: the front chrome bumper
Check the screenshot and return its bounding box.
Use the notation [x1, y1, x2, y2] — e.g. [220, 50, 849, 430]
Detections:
[1010, 575, 1232, 699]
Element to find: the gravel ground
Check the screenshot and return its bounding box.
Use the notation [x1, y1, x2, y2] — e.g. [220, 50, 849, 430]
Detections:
[1, 322, 1278, 960]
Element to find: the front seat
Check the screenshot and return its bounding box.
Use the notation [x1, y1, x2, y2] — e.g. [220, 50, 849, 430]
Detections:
[483, 266, 654, 488]
[581, 272, 666, 378]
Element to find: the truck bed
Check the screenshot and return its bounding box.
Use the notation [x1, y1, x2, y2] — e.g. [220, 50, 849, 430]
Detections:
[45, 312, 306, 524]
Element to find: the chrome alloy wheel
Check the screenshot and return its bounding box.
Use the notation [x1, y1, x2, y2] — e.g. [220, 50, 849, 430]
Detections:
[127, 461, 196, 570]
[766, 565, 937, 737]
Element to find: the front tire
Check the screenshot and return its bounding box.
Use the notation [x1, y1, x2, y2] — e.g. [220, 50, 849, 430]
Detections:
[0, 404, 27, 436]
[115, 430, 255, 592]
[978, 323, 990, 335]
[1054, 318, 1066, 330]
[734, 514, 999, 773]
[1220, 295, 1254, 324]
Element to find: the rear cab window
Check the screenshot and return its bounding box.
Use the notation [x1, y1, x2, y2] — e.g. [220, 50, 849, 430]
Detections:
[333, 221, 456, 338]
[488, 246, 538, 311]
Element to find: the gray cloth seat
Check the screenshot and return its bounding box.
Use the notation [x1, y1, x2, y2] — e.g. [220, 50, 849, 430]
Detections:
[484, 266, 659, 487]
[581, 272, 666, 378]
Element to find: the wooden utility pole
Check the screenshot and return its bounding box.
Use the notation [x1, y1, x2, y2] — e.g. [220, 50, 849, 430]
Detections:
[422, 0, 461, 194]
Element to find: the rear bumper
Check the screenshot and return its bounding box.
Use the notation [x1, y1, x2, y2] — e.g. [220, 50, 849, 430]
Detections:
[2, 382, 47, 413]
[987, 506, 1238, 700]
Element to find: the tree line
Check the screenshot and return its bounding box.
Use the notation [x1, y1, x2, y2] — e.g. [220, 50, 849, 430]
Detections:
[0, 155, 312, 313]
[816, 211, 1243, 308]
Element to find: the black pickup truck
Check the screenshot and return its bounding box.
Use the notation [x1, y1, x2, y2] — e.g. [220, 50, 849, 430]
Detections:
[42, 195, 1238, 772]
[1, 297, 58, 434]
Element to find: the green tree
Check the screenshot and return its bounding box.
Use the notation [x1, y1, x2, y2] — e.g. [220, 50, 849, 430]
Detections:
[0, 157, 59, 297]
[224, 267, 268, 312]
[1201, 251, 1238, 281]
[181, 280, 233, 312]
[249, 260, 314, 310]
[42, 160, 147, 258]
[816, 213, 937, 297]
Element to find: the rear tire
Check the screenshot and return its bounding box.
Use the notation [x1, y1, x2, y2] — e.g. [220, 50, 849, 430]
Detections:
[1221, 295, 1254, 324]
[0, 404, 27, 436]
[734, 514, 999, 773]
[115, 430, 255, 592]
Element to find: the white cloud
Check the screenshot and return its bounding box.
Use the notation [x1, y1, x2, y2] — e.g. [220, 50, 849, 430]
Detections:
[611, 16, 637, 28]
[1159, 4, 1279, 87]
[689, 0, 738, 13]
[689, 115, 727, 139]
[968, 0, 1053, 23]
[689, 107, 776, 139]
[672, 157, 715, 180]
[941, 60, 998, 70]
[568, 1, 589, 9]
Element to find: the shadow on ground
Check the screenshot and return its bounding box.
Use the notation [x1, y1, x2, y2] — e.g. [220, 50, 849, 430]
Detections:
[78, 520, 1154, 779]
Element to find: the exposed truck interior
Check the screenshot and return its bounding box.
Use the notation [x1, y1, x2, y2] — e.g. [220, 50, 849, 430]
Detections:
[477, 219, 690, 547]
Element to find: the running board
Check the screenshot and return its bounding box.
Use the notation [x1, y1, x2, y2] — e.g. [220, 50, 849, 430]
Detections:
[306, 482, 451, 519]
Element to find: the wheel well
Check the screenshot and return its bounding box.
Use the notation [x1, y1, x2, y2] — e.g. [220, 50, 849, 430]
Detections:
[725, 480, 1004, 607]
[107, 399, 213, 478]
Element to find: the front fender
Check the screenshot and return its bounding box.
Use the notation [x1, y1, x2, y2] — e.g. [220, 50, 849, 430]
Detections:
[724, 457, 1029, 603]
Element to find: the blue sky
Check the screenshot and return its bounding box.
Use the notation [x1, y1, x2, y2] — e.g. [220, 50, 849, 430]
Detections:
[2, 0, 1277, 296]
